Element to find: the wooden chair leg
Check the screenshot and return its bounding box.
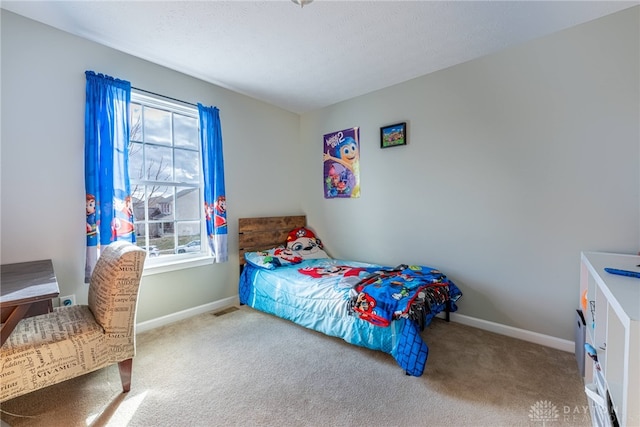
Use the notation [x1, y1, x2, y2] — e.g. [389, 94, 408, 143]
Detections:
[118, 358, 133, 392]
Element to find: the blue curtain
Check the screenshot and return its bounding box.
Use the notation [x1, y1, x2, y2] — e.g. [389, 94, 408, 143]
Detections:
[198, 104, 228, 262]
[84, 71, 135, 281]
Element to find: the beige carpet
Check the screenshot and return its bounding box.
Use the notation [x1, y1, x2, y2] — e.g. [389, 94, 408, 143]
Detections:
[1, 306, 590, 426]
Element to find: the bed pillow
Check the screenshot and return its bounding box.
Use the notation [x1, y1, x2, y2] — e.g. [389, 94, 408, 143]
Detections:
[285, 227, 330, 260]
[244, 247, 303, 270]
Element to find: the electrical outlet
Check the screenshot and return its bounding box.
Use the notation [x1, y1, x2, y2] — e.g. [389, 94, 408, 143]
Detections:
[60, 294, 76, 307]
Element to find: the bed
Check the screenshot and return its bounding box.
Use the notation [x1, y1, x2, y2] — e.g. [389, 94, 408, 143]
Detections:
[238, 215, 462, 376]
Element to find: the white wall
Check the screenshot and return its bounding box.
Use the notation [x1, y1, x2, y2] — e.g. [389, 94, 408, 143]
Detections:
[300, 7, 639, 341]
[0, 11, 302, 323]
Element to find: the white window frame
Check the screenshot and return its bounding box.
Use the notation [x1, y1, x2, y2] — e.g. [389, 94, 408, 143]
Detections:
[129, 91, 213, 275]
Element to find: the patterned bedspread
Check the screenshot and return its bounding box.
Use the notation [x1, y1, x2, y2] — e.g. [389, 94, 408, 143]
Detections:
[239, 258, 462, 376]
[348, 264, 461, 330]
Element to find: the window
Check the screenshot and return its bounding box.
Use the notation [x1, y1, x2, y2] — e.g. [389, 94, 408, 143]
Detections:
[129, 92, 208, 265]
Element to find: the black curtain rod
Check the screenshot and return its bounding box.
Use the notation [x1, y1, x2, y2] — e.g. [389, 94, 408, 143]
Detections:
[131, 86, 198, 108]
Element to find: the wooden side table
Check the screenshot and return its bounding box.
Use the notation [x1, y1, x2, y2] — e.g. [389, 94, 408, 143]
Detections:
[1, 259, 60, 346]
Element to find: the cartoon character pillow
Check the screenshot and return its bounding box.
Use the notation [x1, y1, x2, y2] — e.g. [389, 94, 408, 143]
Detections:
[244, 246, 303, 270]
[286, 227, 330, 260]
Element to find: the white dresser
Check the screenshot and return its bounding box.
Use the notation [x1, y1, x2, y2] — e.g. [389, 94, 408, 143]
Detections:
[579, 252, 639, 427]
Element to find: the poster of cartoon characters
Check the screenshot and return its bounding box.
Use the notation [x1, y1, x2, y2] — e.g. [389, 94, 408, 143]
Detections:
[323, 127, 360, 198]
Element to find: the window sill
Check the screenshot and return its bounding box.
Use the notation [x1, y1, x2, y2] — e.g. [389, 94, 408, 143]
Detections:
[142, 255, 214, 276]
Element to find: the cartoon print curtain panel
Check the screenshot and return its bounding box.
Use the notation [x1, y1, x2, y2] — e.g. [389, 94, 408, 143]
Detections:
[84, 71, 135, 281]
[84, 72, 227, 281]
[198, 104, 228, 262]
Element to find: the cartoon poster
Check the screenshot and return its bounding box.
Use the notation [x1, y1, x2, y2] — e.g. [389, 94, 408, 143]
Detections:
[323, 127, 360, 199]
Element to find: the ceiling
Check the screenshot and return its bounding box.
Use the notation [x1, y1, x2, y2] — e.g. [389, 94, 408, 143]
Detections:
[2, 1, 637, 113]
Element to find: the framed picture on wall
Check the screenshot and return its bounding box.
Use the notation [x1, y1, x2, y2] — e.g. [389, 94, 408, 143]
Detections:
[380, 122, 407, 148]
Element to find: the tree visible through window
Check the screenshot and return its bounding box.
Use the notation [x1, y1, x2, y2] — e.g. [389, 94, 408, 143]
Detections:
[129, 92, 205, 259]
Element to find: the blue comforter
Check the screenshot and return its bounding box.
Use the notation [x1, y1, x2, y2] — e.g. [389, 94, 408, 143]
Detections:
[239, 258, 461, 376]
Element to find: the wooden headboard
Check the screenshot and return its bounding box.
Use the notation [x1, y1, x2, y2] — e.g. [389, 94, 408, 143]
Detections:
[238, 215, 306, 268]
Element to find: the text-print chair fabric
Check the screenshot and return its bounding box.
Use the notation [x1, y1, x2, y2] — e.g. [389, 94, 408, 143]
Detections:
[0, 241, 146, 402]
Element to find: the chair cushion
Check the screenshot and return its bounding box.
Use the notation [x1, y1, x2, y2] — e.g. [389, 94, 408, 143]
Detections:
[0, 305, 133, 402]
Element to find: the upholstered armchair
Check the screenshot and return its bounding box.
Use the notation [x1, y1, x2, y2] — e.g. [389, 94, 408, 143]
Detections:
[0, 241, 146, 402]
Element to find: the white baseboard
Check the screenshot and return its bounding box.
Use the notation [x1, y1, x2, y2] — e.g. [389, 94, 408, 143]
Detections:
[136, 295, 239, 334]
[446, 312, 575, 353]
[136, 295, 574, 353]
